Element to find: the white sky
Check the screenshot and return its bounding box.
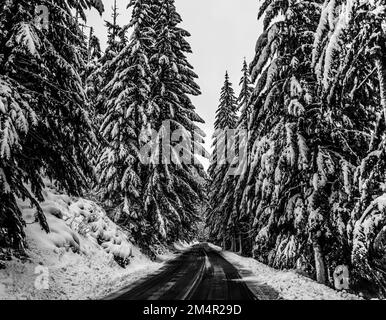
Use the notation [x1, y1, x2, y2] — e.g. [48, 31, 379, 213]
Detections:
[87, 0, 263, 167]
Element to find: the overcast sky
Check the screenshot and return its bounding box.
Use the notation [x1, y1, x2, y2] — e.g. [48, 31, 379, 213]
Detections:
[87, 0, 262, 165]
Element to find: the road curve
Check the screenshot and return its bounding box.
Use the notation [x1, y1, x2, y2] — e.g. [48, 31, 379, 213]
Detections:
[106, 243, 260, 300]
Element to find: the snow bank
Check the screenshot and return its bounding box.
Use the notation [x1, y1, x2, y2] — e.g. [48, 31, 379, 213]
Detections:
[21, 180, 137, 264]
[173, 240, 197, 252]
[207, 243, 222, 251]
[0, 182, 168, 300]
[217, 248, 360, 300]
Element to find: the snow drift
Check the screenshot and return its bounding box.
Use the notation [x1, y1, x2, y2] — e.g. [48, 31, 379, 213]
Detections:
[0, 181, 166, 300]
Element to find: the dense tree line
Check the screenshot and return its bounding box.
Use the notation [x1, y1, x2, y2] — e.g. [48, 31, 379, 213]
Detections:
[207, 0, 386, 297]
[0, 0, 207, 256]
[207, 72, 239, 250]
[95, 0, 206, 250]
[3, 0, 386, 298]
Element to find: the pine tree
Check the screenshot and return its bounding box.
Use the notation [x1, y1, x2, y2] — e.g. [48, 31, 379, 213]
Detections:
[241, 0, 383, 289]
[313, 0, 386, 295]
[104, 0, 123, 61]
[141, 0, 207, 244]
[92, 1, 130, 119]
[238, 58, 253, 129]
[207, 72, 238, 249]
[0, 0, 103, 250]
[85, 34, 102, 103]
[229, 59, 254, 254]
[96, 0, 155, 242]
[87, 2, 129, 171]
[242, 0, 335, 282]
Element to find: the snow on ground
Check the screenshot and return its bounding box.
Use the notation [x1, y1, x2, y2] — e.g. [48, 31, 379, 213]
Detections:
[0, 181, 180, 300]
[209, 244, 361, 300]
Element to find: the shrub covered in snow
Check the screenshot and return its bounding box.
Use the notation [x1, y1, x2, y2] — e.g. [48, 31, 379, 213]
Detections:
[19, 181, 134, 268]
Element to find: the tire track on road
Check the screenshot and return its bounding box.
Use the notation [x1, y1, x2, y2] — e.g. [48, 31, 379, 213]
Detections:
[107, 243, 278, 300]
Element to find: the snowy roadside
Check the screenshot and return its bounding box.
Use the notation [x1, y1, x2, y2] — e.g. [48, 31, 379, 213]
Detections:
[0, 182, 189, 300]
[0, 244, 164, 300]
[209, 244, 360, 300]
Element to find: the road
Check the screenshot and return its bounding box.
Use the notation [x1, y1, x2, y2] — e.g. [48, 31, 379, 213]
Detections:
[106, 243, 278, 300]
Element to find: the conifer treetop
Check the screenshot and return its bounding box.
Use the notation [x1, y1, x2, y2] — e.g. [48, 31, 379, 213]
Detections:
[214, 72, 238, 131]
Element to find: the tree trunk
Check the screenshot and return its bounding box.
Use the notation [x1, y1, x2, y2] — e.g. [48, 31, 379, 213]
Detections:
[238, 234, 243, 254]
[314, 242, 327, 284]
[230, 236, 235, 252]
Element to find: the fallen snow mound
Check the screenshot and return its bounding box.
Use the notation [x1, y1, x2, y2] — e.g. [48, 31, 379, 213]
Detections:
[21, 181, 134, 264]
[0, 182, 163, 300]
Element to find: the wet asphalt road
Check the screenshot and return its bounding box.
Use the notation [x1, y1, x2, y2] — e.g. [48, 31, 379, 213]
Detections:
[106, 243, 259, 300]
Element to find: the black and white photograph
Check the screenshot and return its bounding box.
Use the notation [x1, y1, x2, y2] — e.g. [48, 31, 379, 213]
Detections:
[0, 0, 385, 311]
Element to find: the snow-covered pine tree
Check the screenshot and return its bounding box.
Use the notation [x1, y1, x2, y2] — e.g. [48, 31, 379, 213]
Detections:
[0, 75, 39, 250]
[87, 0, 128, 122]
[95, 0, 156, 243]
[207, 72, 239, 250]
[94, 0, 128, 115]
[118, 24, 130, 51]
[86, 1, 129, 171]
[243, 0, 382, 288]
[104, 0, 123, 61]
[238, 58, 253, 129]
[213, 72, 238, 131]
[228, 59, 254, 254]
[142, 0, 207, 244]
[313, 0, 386, 296]
[85, 33, 102, 106]
[241, 0, 337, 283]
[0, 0, 103, 251]
[83, 32, 105, 173]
